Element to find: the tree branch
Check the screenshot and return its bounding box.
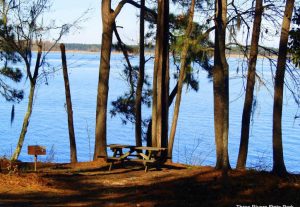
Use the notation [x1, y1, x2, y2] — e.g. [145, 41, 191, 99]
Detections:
[113, 22, 135, 95]
[113, 0, 127, 19]
[128, 0, 157, 19]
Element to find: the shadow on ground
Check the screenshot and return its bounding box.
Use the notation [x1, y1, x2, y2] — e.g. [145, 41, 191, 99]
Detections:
[0, 163, 299, 207]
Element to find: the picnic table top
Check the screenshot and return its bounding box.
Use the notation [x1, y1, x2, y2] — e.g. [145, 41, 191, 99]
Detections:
[107, 144, 167, 151]
[107, 144, 135, 149]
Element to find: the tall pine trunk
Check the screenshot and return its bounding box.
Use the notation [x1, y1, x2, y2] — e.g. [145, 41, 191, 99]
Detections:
[272, 0, 294, 176]
[94, 0, 128, 159]
[135, 0, 145, 147]
[147, 83, 178, 147]
[213, 0, 230, 171]
[151, 34, 159, 148]
[221, 0, 229, 172]
[154, 0, 164, 148]
[236, 0, 263, 169]
[152, 0, 169, 149]
[168, 0, 195, 160]
[94, 0, 113, 160]
[11, 44, 42, 161]
[60, 43, 78, 163]
[163, 51, 169, 150]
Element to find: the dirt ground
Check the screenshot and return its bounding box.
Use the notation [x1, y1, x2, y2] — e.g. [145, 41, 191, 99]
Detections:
[0, 160, 300, 207]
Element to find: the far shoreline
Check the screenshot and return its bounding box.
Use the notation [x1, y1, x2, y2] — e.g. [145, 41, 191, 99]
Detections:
[41, 49, 278, 59]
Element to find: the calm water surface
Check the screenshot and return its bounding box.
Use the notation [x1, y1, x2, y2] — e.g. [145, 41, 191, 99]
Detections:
[0, 52, 299, 172]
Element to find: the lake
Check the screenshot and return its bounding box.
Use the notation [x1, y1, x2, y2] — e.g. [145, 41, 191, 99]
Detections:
[0, 52, 299, 173]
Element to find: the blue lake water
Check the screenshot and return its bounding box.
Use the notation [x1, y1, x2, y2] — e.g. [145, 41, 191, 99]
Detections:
[0, 52, 299, 173]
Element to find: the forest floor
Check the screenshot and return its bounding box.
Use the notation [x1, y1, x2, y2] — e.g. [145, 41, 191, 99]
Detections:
[0, 159, 299, 207]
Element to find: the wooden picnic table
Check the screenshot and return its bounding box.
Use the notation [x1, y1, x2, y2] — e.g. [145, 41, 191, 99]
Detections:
[106, 144, 167, 172]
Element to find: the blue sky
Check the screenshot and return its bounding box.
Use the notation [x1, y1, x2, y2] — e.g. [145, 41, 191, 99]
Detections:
[48, 0, 140, 44]
[46, 0, 283, 47]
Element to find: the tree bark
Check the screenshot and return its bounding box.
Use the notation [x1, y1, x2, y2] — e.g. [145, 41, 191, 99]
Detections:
[151, 42, 158, 147]
[94, 0, 128, 160]
[213, 0, 224, 170]
[11, 44, 42, 161]
[1, 0, 7, 26]
[236, 0, 263, 170]
[221, 0, 230, 174]
[11, 82, 35, 161]
[213, 0, 230, 171]
[60, 43, 77, 163]
[135, 0, 145, 147]
[162, 0, 169, 150]
[168, 0, 195, 161]
[94, 0, 113, 160]
[162, 48, 169, 150]
[272, 0, 294, 176]
[147, 83, 178, 147]
[152, 0, 169, 149]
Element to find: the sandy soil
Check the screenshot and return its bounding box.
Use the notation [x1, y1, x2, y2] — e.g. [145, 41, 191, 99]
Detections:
[0, 160, 299, 207]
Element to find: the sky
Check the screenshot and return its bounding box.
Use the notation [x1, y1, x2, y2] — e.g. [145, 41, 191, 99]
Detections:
[45, 0, 285, 48]
[47, 0, 140, 45]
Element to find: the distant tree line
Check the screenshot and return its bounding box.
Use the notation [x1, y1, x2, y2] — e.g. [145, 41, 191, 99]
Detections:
[29, 41, 280, 56]
[29, 42, 152, 53]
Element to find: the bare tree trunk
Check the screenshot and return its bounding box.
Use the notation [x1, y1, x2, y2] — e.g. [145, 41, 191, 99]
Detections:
[237, 0, 263, 170]
[1, 0, 7, 26]
[151, 35, 159, 148]
[168, 0, 195, 161]
[94, 0, 113, 160]
[11, 44, 42, 161]
[162, 49, 169, 150]
[220, 0, 230, 174]
[60, 43, 77, 163]
[272, 0, 294, 176]
[147, 83, 178, 147]
[152, 0, 169, 150]
[135, 0, 145, 147]
[94, 0, 128, 160]
[155, 25, 163, 149]
[213, 0, 225, 170]
[162, 0, 169, 150]
[213, 0, 230, 171]
[11, 82, 35, 161]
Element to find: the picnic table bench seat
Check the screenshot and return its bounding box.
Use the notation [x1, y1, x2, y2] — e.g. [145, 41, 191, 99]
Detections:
[106, 157, 123, 162]
[129, 159, 156, 163]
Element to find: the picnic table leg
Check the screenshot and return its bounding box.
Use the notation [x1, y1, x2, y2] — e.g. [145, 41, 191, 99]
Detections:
[109, 162, 113, 171]
[112, 149, 118, 157]
[144, 150, 153, 172]
[108, 147, 127, 171]
[34, 154, 37, 172]
[108, 148, 120, 171]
